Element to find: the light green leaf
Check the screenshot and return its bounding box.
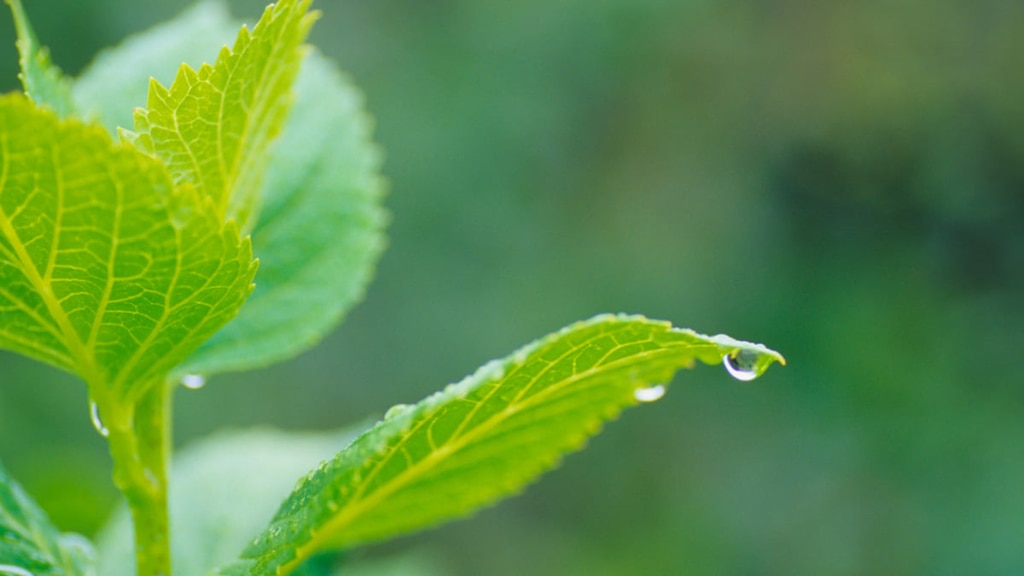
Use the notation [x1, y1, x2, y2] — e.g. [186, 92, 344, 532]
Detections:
[3, 0, 74, 117]
[131, 0, 317, 233]
[70, 1, 387, 377]
[0, 460, 95, 576]
[0, 94, 256, 400]
[72, 0, 239, 135]
[97, 428, 362, 576]
[176, 49, 387, 377]
[215, 315, 785, 575]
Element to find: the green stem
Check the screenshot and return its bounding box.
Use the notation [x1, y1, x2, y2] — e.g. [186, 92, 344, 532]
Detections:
[104, 381, 173, 576]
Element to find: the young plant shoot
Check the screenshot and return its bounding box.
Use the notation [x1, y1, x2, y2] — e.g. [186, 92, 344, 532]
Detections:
[0, 1, 784, 575]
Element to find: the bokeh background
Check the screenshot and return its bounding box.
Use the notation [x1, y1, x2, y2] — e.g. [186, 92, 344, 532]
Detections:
[2, 0, 1023, 574]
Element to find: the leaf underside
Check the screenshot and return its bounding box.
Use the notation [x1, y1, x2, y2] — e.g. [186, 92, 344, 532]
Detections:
[0, 461, 95, 576]
[176, 49, 387, 377]
[215, 315, 785, 575]
[0, 94, 255, 398]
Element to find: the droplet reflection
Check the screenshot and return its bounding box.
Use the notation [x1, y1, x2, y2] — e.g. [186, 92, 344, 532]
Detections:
[723, 350, 760, 381]
[181, 374, 207, 390]
[89, 401, 109, 437]
[634, 385, 666, 403]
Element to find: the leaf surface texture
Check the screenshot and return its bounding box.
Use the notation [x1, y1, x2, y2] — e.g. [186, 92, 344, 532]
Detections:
[132, 0, 316, 233]
[177, 50, 386, 376]
[215, 315, 785, 575]
[70, 1, 387, 377]
[0, 95, 255, 398]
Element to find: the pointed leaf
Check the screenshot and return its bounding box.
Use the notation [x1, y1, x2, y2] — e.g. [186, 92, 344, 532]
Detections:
[71, 2, 386, 377]
[0, 94, 256, 399]
[0, 460, 95, 576]
[3, 0, 74, 117]
[132, 0, 317, 233]
[72, 0, 239, 135]
[176, 50, 387, 377]
[215, 315, 785, 575]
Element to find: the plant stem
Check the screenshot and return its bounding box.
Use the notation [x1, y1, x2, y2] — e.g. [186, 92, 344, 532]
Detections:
[105, 381, 172, 576]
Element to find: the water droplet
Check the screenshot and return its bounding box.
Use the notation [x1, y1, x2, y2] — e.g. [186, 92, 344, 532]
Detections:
[634, 384, 666, 403]
[723, 350, 761, 382]
[89, 401, 109, 437]
[385, 403, 411, 419]
[0, 565, 35, 576]
[181, 374, 206, 390]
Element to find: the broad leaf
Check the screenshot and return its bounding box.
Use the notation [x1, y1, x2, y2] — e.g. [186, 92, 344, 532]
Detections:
[0, 461, 95, 576]
[131, 0, 317, 233]
[215, 315, 785, 575]
[4, 0, 74, 117]
[70, 2, 387, 377]
[0, 95, 256, 399]
[97, 428, 362, 576]
[175, 50, 387, 377]
[72, 0, 239, 135]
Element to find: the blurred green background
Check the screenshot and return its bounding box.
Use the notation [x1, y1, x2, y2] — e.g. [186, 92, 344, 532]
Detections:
[1, 0, 1023, 574]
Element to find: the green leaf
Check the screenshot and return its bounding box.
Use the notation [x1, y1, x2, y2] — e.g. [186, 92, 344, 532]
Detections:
[0, 94, 256, 400]
[96, 428, 362, 576]
[72, 0, 239, 135]
[214, 315, 785, 575]
[3, 0, 74, 117]
[0, 460, 95, 576]
[175, 49, 387, 377]
[131, 0, 317, 233]
[70, 2, 387, 377]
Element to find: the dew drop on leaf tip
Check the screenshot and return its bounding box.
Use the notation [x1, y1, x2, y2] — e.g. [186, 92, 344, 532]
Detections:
[181, 374, 207, 390]
[723, 350, 760, 382]
[634, 384, 666, 403]
[89, 400, 109, 437]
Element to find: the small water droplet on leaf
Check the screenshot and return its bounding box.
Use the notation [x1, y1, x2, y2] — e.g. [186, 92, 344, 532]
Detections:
[89, 401, 109, 437]
[634, 385, 666, 403]
[385, 404, 411, 419]
[723, 349, 761, 381]
[181, 374, 207, 390]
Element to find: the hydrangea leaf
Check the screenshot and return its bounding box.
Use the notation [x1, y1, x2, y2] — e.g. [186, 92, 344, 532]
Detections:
[0, 460, 95, 576]
[72, 0, 239, 135]
[131, 0, 317, 234]
[175, 49, 387, 377]
[69, 2, 387, 377]
[214, 315, 785, 575]
[0, 94, 256, 400]
[3, 0, 74, 117]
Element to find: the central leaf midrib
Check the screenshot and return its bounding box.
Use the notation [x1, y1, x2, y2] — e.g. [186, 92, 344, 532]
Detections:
[216, 2, 303, 224]
[84, 158, 124, 352]
[284, 332, 709, 571]
[0, 126, 96, 381]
